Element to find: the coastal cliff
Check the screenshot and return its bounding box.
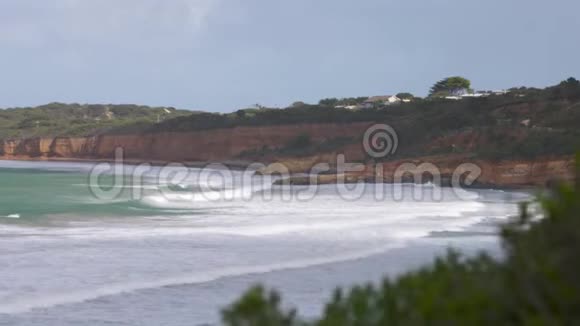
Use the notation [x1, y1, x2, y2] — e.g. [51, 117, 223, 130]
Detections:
[268, 155, 575, 188]
[1, 79, 578, 189]
[0, 122, 574, 188]
[0, 123, 371, 162]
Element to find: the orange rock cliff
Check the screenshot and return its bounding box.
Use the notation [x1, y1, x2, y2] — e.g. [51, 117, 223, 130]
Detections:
[0, 123, 371, 161]
[0, 122, 575, 188]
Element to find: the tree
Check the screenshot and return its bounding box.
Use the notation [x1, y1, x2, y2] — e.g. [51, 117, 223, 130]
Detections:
[396, 92, 414, 100]
[552, 77, 580, 101]
[562, 77, 580, 86]
[290, 101, 307, 108]
[235, 109, 246, 118]
[429, 76, 471, 97]
[318, 98, 339, 106]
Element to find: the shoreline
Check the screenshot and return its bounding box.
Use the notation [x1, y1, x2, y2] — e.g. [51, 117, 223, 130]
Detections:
[1, 156, 540, 191]
[272, 172, 539, 191]
[0, 156, 256, 171]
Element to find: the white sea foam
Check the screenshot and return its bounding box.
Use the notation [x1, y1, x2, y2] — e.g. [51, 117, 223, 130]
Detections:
[0, 242, 406, 315]
[71, 184, 160, 190]
[0, 197, 510, 316]
[0, 200, 487, 242]
[1, 214, 20, 219]
[140, 184, 272, 207]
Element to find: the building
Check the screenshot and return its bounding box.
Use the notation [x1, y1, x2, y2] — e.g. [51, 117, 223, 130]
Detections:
[335, 105, 361, 110]
[450, 88, 469, 97]
[345, 105, 360, 110]
[461, 93, 486, 98]
[363, 95, 401, 108]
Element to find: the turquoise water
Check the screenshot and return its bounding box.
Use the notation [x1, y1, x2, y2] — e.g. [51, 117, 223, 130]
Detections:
[0, 164, 209, 223]
[0, 168, 122, 220]
[0, 160, 527, 325]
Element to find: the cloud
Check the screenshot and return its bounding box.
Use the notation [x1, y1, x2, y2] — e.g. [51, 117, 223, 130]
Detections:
[0, 0, 219, 48]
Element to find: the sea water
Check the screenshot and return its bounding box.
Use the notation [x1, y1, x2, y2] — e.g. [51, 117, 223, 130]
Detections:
[0, 160, 529, 325]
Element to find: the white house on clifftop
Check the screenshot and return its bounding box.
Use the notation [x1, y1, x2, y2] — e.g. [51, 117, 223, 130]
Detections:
[362, 95, 401, 108]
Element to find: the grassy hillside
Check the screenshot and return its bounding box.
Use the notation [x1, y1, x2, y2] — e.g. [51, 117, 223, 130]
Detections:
[0, 103, 192, 139]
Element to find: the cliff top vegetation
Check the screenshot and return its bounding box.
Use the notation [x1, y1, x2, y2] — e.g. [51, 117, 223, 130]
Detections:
[0, 103, 192, 139]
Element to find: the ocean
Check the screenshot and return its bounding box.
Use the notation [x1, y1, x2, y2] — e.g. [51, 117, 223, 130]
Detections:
[0, 160, 529, 325]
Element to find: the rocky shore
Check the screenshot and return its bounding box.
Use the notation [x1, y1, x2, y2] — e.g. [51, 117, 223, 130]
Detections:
[265, 155, 575, 189]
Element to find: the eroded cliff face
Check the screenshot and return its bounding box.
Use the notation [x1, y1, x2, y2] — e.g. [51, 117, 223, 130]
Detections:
[270, 155, 575, 188]
[49, 137, 99, 158]
[371, 155, 575, 188]
[0, 122, 372, 162]
[0, 122, 574, 188]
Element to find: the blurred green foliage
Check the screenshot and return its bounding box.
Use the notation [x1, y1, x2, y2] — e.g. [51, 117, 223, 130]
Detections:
[222, 156, 580, 325]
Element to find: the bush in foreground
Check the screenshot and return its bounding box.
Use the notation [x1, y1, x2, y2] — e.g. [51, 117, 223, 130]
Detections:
[221, 156, 580, 325]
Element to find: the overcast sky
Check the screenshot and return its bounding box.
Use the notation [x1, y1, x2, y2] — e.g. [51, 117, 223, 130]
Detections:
[0, 0, 578, 112]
